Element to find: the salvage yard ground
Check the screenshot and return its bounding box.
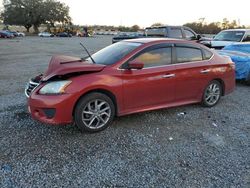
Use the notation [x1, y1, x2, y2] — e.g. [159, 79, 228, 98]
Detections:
[0, 36, 249, 187]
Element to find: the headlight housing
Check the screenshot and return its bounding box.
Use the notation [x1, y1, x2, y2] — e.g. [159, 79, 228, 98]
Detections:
[39, 80, 72, 95]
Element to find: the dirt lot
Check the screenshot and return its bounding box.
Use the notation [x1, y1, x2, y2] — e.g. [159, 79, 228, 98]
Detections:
[0, 36, 249, 187]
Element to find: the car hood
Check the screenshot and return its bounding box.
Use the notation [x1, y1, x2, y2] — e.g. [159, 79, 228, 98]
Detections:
[42, 55, 105, 81]
[211, 40, 236, 48]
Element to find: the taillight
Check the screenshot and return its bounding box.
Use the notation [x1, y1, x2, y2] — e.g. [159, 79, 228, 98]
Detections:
[229, 61, 235, 70]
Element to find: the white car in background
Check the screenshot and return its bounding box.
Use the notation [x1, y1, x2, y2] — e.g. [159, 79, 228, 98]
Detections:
[201, 29, 250, 49]
[17, 32, 25, 37]
[38, 32, 54, 37]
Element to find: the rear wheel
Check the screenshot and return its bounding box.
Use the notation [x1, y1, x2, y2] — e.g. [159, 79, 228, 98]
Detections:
[202, 80, 222, 107]
[246, 80, 250, 86]
[74, 92, 115, 132]
[246, 74, 250, 86]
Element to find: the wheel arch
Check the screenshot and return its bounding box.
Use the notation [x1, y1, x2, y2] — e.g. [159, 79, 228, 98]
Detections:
[212, 78, 225, 96]
[72, 89, 118, 117]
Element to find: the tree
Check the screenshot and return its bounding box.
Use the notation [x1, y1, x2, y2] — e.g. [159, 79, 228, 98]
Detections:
[2, 0, 71, 33]
[44, 0, 71, 31]
[151, 22, 164, 27]
[222, 18, 230, 29]
[0, 6, 3, 24]
[184, 21, 221, 34]
[131, 24, 140, 32]
[184, 18, 247, 34]
[228, 20, 237, 29]
[1, 0, 30, 32]
[198, 17, 205, 25]
[204, 22, 221, 34]
[118, 26, 131, 32]
[183, 22, 203, 34]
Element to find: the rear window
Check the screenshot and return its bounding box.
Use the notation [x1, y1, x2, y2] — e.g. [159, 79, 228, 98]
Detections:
[176, 47, 203, 63]
[203, 49, 213, 60]
[145, 27, 166, 37]
[87, 42, 142, 65]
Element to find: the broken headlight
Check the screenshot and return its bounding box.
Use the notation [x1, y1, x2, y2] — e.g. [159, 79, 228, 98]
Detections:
[39, 80, 72, 95]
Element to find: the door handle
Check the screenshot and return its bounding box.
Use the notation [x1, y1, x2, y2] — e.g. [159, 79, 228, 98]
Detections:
[162, 73, 175, 78]
[200, 69, 210, 74]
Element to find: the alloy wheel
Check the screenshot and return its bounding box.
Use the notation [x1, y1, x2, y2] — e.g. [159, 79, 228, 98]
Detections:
[204, 83, 221, 106]
[81, 99, 111, 129]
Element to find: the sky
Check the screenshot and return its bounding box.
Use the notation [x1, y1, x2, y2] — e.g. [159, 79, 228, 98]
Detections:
[59, 0, 250, 27]
[1, 0, 249, 27]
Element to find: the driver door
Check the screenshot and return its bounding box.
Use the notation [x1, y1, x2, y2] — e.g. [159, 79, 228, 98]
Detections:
[121, 45, 176, 112]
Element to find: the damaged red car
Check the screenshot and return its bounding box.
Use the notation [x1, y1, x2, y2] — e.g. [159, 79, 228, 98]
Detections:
[25, 38, 235, 132]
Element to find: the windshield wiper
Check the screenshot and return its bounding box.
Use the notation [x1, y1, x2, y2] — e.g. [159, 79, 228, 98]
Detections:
[80, 43, 96, 64]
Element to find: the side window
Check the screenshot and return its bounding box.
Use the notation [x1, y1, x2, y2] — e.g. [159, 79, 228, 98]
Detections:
[203, 49, 213, 60]
[243, 33, 250, 42]
[132, 47, 172, 68]
[145, 28, 167, 37]
[184, 29, 196, 40]
[168, 28, 183, 39]
[176, 47, 203, 63]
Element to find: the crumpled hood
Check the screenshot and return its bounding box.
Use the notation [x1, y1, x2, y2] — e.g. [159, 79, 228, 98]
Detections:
[42, 55, 105, 81]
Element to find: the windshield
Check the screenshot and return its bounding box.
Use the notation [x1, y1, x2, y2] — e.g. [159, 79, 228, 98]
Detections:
[86, 41, 142, 65]
[214, 31, 245, 42]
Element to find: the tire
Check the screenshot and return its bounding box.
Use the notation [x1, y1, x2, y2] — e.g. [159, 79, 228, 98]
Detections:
[74, 92, 115, 132]
[246, 74, 250, 86]
[202, 80, 222, 107]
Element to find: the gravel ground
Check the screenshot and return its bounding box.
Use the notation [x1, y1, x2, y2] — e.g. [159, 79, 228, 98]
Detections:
[0, 36, 249, 187]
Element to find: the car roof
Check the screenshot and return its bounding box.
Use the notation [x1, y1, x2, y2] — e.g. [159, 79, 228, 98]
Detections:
[221, 29, 250, 32]
[124, 37, 186, 44]
[145, 25, 186, 29]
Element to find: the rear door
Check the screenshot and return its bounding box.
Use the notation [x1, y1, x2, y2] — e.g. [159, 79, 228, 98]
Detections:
[173, 44, 213, 102]
[121, 44, 176, 111]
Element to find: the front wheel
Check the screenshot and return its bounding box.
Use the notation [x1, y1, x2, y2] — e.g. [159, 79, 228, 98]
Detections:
[202, 80, 222, 107]
[74, 92, 115, 132]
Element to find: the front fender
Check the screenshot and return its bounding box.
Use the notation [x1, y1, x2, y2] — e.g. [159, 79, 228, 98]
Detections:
[67, 73, 123, 115]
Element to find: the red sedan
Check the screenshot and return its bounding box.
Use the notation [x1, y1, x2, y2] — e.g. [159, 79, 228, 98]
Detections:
[25, 38, 235, 132]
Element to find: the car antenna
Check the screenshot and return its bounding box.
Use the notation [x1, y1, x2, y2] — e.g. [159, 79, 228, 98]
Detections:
[79, 42, 96, 64]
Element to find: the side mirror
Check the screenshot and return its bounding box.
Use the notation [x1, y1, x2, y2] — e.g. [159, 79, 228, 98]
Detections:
[128, 61, 144, 70]
[197, 34, 201, 40]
